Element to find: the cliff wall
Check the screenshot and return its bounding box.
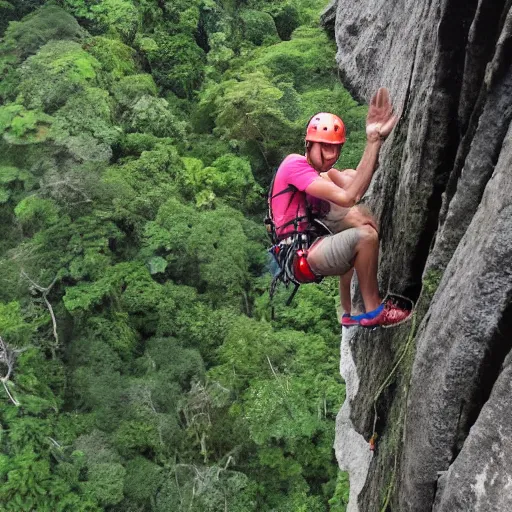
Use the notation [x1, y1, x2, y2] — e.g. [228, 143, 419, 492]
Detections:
[323, 1, 512, 510]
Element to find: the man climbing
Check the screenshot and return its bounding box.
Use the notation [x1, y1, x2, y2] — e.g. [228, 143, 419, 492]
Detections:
[269, 87, 411, 327]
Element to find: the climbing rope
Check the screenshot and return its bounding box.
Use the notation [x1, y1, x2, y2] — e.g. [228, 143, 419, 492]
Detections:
[371, 309, 417, 440]
[368, 310, 417, 511]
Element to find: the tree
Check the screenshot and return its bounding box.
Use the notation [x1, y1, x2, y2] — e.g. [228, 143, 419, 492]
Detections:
[16, 40, 101, 113]
[240, 9, 279, 46]
[1, 5, 83, 59]
[0, 1, 360, 509]
[142, 199, 256, 308]
[180, 154, 263, 212]
[146, 33, 206, 98]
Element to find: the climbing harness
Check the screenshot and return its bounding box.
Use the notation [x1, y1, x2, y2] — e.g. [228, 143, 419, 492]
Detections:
[267, 233, 321, 306]
[265, 173, 330, 307]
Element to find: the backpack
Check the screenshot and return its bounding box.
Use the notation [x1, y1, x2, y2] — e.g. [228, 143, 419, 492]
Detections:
[265, 174, 331, 306]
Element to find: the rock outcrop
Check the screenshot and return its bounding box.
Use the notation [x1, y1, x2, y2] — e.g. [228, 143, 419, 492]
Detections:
[324, 1, 512, 510]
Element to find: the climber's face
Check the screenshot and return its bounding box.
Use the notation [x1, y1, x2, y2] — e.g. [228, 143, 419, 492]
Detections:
[307, 142, 342, 172]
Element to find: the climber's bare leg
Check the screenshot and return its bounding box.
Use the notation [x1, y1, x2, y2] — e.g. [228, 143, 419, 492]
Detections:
[340, 204, 379, 233]
[352, 225, 381, 312]
[339, 268, 354, 315]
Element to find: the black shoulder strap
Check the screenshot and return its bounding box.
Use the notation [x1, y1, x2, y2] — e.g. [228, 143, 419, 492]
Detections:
[270, 184, 295, 200]
[267, 166, 320, 240]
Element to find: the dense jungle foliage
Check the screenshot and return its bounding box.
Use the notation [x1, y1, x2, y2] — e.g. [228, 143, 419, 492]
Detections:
[0, 0, 367, 509]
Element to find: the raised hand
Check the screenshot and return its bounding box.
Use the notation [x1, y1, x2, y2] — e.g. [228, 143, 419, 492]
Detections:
[366, 87, 399, 142]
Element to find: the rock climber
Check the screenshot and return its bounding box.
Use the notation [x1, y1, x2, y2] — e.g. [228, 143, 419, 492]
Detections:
[269, 87, 411, 327]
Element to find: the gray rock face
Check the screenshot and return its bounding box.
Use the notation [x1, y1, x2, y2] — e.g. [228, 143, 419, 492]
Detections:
[335, 327, 374, 512]
[426, 8, 512, 275]
[327, 0, 512, 510]
[433, 353, 512, 512]
[401, 120, 512, 512]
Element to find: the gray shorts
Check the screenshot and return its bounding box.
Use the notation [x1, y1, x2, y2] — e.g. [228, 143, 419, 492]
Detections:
[307, 227, 360, 277]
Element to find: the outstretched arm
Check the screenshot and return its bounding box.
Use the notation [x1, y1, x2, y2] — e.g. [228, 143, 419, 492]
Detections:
[320, 169, 356, 188]
[308, 88, 398, 207]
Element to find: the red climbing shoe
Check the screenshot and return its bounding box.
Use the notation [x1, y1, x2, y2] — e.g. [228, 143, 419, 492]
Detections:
[341, 314, 361, 327]
[359, 296, 413, 328]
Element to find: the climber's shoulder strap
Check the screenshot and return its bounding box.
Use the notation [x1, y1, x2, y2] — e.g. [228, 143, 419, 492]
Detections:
[270, 183, 297, 200]
[265, 167, 324, 310]
[267, 171, 317, 238]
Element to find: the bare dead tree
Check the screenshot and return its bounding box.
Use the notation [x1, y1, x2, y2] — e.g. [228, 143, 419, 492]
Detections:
[0, 336, 17, 383]
[180, 381, 231, 464]
[0, 336, 26, 406]
[21, 270, 59, 358]
[175, 456, 236, 510]
[127, 384, 164, 448]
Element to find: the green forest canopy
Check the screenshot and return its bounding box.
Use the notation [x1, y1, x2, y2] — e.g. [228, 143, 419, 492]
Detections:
[0, 0, 367, 510]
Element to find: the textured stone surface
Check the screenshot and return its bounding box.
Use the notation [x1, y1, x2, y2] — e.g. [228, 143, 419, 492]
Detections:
[432, 352, 512, 512]
[320, 1, 337, 37]
[328, 0, 512, 511]
[426, 8, 512, 275]
[400, 120, 512, 511]
[335, 327, 373, 512]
